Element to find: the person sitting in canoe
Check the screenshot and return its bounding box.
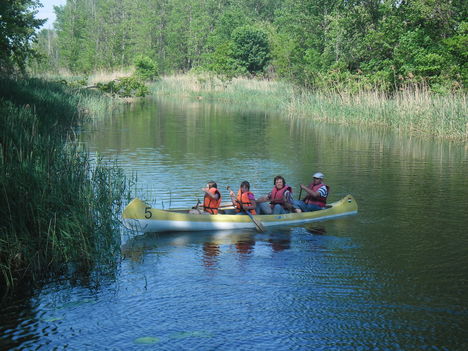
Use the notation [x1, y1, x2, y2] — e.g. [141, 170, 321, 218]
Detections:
[229, 181, 257, 215]
[256, 175, 294, 214]
[190, 181, 221, 214]
[202, 181, 222, 214]
[292, 172, 329, 212]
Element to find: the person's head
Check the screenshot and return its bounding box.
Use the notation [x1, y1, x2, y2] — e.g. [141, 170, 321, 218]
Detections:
[273, 175, 285, 189]
[312, 172, 324, 184]
[207, 181, 217, 189]
[240, 180, 250, 192]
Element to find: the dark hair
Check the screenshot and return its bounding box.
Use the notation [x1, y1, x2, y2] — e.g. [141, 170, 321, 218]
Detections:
[273, 175, 285, 185]
[207, 181, 217, 188]
[240, 180, 250, 190]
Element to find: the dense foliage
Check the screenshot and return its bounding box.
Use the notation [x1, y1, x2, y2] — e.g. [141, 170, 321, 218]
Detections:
[33, 0, 467, 92]
[96, 76, 150, 97]
[0, 78, 130, 290]
[0, 0, 45, 72]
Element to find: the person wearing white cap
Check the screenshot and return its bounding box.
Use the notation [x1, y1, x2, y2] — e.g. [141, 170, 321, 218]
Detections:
[292, 172, 329, 212]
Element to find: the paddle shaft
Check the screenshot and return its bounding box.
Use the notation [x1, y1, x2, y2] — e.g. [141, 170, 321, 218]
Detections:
[227, 186, 265, 232]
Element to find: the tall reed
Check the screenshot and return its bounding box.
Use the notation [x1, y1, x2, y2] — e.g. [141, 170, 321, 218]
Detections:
[151, 74, 467, 141]
[0, 78, 130, 292]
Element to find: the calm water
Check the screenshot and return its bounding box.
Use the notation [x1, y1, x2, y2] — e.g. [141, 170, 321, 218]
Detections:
[1, 97, 468, 350]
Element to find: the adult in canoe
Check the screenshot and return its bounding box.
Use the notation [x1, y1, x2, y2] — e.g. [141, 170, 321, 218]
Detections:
[229, 181, 257, 215]
[292, 172, 329, 212]
[256, 175, 294, 214]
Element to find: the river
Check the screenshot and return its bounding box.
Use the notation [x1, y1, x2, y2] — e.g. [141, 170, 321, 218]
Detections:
[1, 97, 467, 350]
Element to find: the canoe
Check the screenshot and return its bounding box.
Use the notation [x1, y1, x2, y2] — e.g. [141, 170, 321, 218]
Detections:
[122, 194, 358, 233]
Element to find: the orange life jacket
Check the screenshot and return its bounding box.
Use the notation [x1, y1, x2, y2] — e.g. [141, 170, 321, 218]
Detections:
[304, 183, 330, 207]
[203, 187, 221, 214]
[270, 185, 292, 208]
[235, 190, 256, 215]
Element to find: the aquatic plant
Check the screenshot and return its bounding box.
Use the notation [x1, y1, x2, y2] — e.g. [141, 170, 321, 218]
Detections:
[0, 78, 131, 291]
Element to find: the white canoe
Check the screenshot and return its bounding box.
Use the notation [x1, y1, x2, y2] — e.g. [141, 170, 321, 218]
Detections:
[122, 194, 358, 233]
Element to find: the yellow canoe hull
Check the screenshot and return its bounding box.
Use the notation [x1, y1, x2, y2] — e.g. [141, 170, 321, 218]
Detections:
[122, 195, 358, 233]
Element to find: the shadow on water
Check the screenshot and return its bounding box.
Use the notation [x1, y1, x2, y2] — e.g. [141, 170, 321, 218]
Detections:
[0, 261, 119, 351]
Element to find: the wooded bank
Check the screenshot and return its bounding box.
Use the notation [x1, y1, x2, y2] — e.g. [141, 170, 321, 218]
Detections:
[28, 0, 467, 94]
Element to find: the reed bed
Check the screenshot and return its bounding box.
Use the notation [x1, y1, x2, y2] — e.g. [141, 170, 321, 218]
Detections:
[87, 69, 134, 86]
[152, 74, 467, 141]
[153, 74, 294, 111]
[0, 78, 130, 292]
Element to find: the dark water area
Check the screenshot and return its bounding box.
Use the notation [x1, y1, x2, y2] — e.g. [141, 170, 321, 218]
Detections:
[1, 97, 467, 350]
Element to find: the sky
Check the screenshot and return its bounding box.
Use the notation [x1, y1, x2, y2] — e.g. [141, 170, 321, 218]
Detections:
[36, 0, 66, 29]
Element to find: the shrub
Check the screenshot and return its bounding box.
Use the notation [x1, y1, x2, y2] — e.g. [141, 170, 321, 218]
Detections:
[134, 55, 159, 81]
[97, 77, 149, 98]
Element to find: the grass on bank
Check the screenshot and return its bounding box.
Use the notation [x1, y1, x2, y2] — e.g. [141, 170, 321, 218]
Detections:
[152, 74, 467, 141]
[0, 78, 131, 292]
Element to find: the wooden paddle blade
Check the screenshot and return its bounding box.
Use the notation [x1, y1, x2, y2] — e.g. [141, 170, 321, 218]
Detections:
[246, 211, 265, 232]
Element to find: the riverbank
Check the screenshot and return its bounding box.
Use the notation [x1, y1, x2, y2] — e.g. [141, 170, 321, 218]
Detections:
[0, 78, 130, 292]
[151, 74, 467, 141]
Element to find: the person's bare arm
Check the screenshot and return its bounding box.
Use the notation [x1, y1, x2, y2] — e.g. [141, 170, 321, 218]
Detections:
[245, 199, 256, 211]
[202, 187, 219, 200]
[256, 194, 270, 203]
[300, 184, 317, 197]
[229, 189, 237, 206]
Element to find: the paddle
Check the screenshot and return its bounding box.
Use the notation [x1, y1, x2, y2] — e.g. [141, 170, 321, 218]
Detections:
[227, 186, 265, 232]
[298, 187, 302, 201]
[192, 199, 201, 209]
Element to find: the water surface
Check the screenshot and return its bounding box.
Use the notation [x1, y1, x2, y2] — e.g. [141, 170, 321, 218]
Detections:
[1, 97, 467, 350]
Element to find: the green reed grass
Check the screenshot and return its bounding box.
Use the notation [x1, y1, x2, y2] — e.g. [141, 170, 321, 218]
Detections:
[0, 78, 130, 291]
[151, 74, 467, 141]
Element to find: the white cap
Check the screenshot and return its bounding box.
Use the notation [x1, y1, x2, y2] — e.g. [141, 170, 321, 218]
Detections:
[313, 172, 324, 179]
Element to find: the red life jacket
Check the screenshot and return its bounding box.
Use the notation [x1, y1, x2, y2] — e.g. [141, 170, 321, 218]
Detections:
[304, 183, 330, 207]
[270, 185, 292, 208]
[203, 187, 221, 214]
[236, 190, 256, 215]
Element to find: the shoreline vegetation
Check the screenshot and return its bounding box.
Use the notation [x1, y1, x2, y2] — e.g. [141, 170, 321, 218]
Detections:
[37, 70, 468, 141]
[0, 78, 131, 292]
[152, 74, 467, 141]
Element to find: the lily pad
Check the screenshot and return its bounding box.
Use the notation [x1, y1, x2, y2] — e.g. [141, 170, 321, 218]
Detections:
[134, 336, 160, 344]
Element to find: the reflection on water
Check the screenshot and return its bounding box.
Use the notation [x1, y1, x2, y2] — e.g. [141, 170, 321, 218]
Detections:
[120, 230, 292, 267]
[1, 97, 467, 350]
[304, 225, 327, 236]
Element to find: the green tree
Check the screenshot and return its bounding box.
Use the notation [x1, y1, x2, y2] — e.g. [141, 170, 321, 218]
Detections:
[0, 0, 45, 72]
[134, 55, 159, 81]
[30, 29, 59, 73]
[54, 0, 93, 72]
[231, 25, 270, 74]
